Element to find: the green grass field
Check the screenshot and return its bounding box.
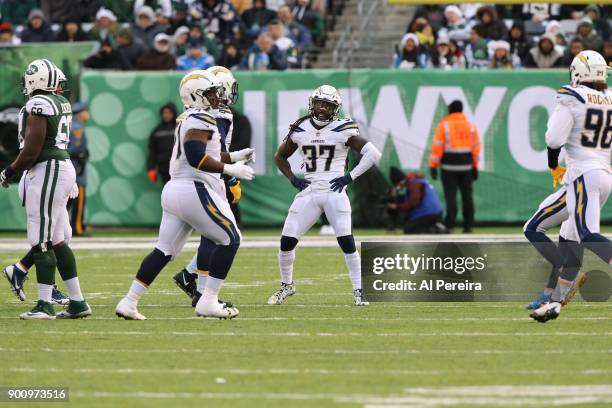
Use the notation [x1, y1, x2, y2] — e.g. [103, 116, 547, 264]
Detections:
[0, 246, 611, 407]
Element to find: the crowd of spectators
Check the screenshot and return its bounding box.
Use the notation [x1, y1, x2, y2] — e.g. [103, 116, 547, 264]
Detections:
[0, 0, 337, 71]
[393, 3, 612, 70]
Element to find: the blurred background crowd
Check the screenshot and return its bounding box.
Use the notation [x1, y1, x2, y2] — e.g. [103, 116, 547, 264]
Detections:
[0, 0, 338, 70]
[394, 4, 612, 69]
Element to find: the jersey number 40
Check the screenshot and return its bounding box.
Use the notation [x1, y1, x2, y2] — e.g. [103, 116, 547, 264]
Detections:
[582, 108, 612, 149]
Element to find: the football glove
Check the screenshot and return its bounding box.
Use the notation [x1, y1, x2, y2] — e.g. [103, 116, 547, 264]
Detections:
[223, 161, 254, 181]
[228, 178, 241, 204]
[291, 176, 311, 191]
[229, 148, 255, 164]
[0, 166, 16, 188]
[550, 165, 566, 189]
[69, 183, 79, 199]
[329, 173, 353, 193]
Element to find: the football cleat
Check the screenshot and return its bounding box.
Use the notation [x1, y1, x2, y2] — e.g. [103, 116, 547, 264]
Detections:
[115, 297, 146, 320]
[172, 269, 198, 299]
[561, 272, 587, 307]
[526, 291, 551, 310]
[56, 300, 92, 319]
[530, 301, 561, 323]
[267, 282, 296, 305]
[353, 289, 369, 306]
[3, 264, 28, 301]
[191, 291, 234, 308]
[20, 300, 55, 320]
[51, 285, 70, 306]
[195, 299, 239, 319]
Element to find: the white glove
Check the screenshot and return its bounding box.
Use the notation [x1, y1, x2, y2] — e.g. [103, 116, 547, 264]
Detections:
[223, 161, 254, 181]
[0, 169, 8, 188]
[229, 148, 255, 163]
[69, 183, 79, 199]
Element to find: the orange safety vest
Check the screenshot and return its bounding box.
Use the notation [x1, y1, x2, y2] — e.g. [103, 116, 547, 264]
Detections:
[429, 112, 480, 171]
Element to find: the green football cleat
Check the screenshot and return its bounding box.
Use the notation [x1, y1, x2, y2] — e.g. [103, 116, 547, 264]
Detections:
[56, 300, 92, 319]
[20, 300, 56, 320]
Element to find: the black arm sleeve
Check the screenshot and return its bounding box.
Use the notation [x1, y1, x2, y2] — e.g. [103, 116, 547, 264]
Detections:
[547, 147, 561, 169]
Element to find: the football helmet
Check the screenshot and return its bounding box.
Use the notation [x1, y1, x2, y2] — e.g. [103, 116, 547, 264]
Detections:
[570, 50, 610, 87]
[309, 85, 341, 124]
[206, 66, 238, 105]
[22, 59, 60, 96]
[179, 70, 221, 110]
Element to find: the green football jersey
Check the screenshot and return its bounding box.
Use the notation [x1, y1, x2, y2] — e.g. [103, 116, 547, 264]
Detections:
[19, 93, 72, 163]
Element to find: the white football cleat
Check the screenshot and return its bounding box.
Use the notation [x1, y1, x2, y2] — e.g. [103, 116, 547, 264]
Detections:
[267, 282, 296, 305]
[195, 299, 239, 319]
[115, 297, 146, 320]
[530, 301, 561, 323]
[354, 289, 369, 306]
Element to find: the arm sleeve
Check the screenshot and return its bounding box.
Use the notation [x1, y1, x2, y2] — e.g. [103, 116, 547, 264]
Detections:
[545, 99, 574, 149]
[429, 122, 445, 168]
[349, 142, 382, 180]
[470, 123, 481, 168]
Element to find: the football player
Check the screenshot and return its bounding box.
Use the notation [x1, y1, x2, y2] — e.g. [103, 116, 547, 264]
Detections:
[115, 71, 254, 320]
[0, 59, 90, 319]
[531, 50, 612, 322]
[268, 85, 381, 306]
[3, 67, 74, 307]
[172, 66, 246, 308]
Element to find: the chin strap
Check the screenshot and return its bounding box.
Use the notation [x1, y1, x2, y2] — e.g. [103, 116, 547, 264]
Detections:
[312, 117, 331, 127]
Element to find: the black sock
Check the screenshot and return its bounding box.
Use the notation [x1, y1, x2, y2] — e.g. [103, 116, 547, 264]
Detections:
[209, 244, 239, 280]
[20, 248, 35, 270]
[135, 248, 172, 286]
[197, 236, 216, 271]
[524, 230, 564, 269]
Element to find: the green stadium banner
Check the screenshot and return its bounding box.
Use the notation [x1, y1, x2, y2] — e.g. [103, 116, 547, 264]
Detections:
[1, 69, 608, 229]
[0, 42, 95, 230]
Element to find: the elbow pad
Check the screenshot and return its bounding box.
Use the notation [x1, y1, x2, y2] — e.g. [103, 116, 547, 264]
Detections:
[184, 140, 207, 169]
[547, 147, 561, 170]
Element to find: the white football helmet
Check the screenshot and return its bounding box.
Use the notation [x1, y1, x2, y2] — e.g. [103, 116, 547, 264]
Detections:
[22, 59, 61, 96]
[55, 66, 67, 94]
[179, 70, 222, 110]
[309, 85, 341, 124]
[570, 50, 610, 87]
[206, 66, 238, 105]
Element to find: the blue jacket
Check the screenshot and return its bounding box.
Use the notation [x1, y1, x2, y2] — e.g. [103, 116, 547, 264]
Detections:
[405, 178, 443, 220]
[68, 119, 88, 185]
[177, 53, 215, 71]
[240, 44, 287, 70]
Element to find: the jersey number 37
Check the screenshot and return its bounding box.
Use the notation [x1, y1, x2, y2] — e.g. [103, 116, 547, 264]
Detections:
[581, 108, 612, 149]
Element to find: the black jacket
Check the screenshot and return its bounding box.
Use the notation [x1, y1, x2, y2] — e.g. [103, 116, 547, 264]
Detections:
[20, 22, 54, 42]
[83, 48, 131, 70]
[148, 103, 177, 184]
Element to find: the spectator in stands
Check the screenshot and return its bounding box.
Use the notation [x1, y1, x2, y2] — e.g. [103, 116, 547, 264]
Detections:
[291, 0, 325, 45]
[268, 19, 299, 67]
[0, 0, 37, 25]
[189, 24, 222, 62]
[575, 18, 603, 54]
[116, 28, 146, 69]
[40, 0, 99, 24]
[428, 35, 465, 69]
[177, 39, 215, 70]
[584, 5, 611, 44]
[98, 0, 133, 22]
[166, 2, 189, 35]
[147, 102, 177, 185]
[524, 33, 563, 68]
[473, 5, 507, 41]
[172, 26, 190, 56]
[155, 8, 171, 33]
[393, 33, 427, 69]
[219, 40, 243, 70]
[560, 38, 584, 67]
[489, 40, 520, 69]
[278, 5, 312, 53]
[240, 31, 288, 70]
[83, 38, 131, 69]
[131, 6, 164, 49]
[506, 21, 532, 66]
[137, 33, 176, 70]
[20, 9, 53, 43]
[438, 6, 471, 49]
[519, 4, 561, 22]
[242, 0, 277, 41]
[0, 22, 21, 45]
[414, 19, 435, 52]
[409, 6, 444, 33]
[89, 8, 120, 42]
[55, 19, 89, 42]
[231, 0, 251, 14]
[134, 0, 172, 19]
[465, 28, 489, 68]
[545, 20, 567, 54]
[193, 0, 239, 43]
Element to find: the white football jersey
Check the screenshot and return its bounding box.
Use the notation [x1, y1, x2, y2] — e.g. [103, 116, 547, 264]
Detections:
[546, 84, 612, 182]
[169, 108, 222, 187]
[289, 117, 360, 189]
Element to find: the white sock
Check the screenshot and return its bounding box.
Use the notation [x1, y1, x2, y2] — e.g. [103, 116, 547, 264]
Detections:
[279, 250, 295, 284]
[344, 251, 362, 290]
[197, 271, 208, 294]
[127, 280, 147, 302]
[203, 276, 224, 304]
[186, 253, 198, 275]
[38, 283, 53, 303]
[64, 277, 84, 301]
